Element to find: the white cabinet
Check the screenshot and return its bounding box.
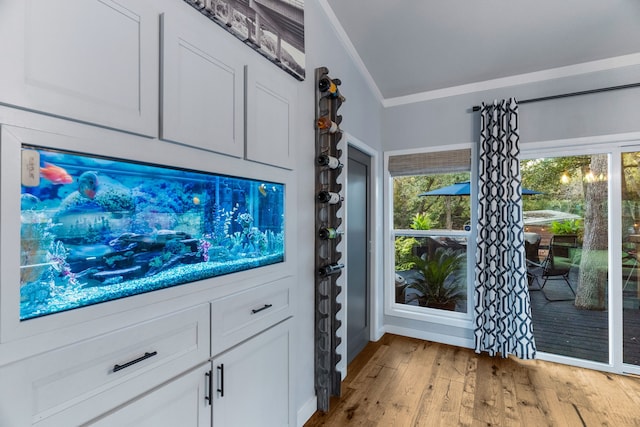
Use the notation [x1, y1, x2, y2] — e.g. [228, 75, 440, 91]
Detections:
[211, 318, 294, 427]
[0, 0, 159, 136]
[245, 60, 298, 170]
[160, 6, 299, 168]
[0, 304, 210, 427]
[87, 363, 212, 427]
[211, 276, 294, 356]
[160, 9, 245, 157]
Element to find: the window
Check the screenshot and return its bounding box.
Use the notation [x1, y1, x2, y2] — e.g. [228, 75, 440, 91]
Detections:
[388, 146, 472, 315]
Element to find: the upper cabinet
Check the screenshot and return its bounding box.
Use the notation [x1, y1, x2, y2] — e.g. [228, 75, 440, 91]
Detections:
[0, 0, 159, 137]
[246, 61, 298, 170]
[161, 6, 298, 168]
[160, 10, 244, 158]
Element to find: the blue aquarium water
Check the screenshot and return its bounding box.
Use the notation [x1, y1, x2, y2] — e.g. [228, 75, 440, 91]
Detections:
[19, 146, 285, 320]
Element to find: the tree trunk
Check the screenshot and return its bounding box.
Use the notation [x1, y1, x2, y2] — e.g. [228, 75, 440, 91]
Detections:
[575, 154, 608, 310]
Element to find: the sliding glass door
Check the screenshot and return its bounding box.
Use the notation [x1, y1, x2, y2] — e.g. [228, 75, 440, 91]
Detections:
[622, 151, 640, 367]
[522, 144, 640, 373]
[521, 153, 609, 363]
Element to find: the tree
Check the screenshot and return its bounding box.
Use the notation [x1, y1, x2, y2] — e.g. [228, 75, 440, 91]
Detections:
[393, 173, 470, 230]
[575, 154, 608, 310]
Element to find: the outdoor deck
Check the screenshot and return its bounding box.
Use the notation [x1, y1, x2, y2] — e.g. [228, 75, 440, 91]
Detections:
[529, 278, 640, 366]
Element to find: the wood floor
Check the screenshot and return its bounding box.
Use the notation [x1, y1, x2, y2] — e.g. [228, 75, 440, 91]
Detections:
[304, 334, 640, 427]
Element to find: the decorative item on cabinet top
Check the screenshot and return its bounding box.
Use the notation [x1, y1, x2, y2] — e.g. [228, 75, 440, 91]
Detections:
[18, 145, 285, 321]
[183, 0, 305, 81]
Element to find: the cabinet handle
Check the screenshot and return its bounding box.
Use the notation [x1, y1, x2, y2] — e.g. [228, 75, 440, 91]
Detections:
[113, 351, 158, 373]
[217, 364, 224, 397]
[205, 370, 212, 405]
[251, 303, 273, 314]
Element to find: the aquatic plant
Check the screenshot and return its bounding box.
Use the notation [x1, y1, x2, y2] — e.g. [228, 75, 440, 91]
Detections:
[246, 227, 268, 254]
[227, 231, 245, 256]
[46, 240, 77, 285]
[20, 217, 55, 285]
[198, 238, 212, 262]
[236, 212, 254, 230]
[208, 203, 238, 246]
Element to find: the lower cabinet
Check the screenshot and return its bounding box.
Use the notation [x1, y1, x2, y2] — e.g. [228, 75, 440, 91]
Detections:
[211, 318, 293, 427]
[87, 363, 212, 427]
[0, 291, 294, 426]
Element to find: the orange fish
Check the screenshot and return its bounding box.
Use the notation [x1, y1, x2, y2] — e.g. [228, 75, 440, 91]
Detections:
[40, 162, 73, 184]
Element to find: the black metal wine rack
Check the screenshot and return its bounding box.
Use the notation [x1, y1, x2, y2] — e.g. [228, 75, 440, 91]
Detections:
[314, 66, 344, 412]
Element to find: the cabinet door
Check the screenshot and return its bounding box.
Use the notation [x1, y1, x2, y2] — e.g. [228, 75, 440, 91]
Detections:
[160, 11, 244, 157]
[246, 62, 298, 170]
[0, 0, 159, 136]
[212, 319, 293, 427]
[87, 363, 212, 427]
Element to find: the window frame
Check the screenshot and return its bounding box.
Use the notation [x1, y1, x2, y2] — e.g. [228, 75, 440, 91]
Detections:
[384, 143, 476, 328]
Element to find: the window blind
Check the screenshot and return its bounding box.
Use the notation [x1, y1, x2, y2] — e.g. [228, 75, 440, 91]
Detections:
[388, 148, 471, 177]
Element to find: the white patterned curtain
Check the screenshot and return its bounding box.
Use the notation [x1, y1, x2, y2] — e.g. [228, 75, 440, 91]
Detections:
[474, 99, 536, 359]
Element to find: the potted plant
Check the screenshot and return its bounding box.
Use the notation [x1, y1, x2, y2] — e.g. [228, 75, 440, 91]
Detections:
[407, 247, 466, 310]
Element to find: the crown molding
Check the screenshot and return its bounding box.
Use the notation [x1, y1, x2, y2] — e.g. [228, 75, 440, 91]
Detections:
[317, 0, 384, 104]
[382, 52, 640, 108]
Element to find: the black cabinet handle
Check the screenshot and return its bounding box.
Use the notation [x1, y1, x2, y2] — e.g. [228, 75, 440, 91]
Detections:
[205, 370, 212, 405]
[251, 303, 273, 314]
[217, 364, 224, 397]
[113, 351, 158, 372]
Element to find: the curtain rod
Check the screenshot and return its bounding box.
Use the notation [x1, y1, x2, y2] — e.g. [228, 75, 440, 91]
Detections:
[471, 82, 640, 112]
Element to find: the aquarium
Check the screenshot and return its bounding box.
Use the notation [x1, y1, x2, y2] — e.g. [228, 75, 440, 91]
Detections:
[19, 145, 285, 320]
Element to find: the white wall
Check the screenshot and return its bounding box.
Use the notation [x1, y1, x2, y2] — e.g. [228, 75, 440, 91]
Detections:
[383, 64, 640, 150]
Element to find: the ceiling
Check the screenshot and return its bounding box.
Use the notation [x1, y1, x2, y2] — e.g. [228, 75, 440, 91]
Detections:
[324, 0, 640, 101]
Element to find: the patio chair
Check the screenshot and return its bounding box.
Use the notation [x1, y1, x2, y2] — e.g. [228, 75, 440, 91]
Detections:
[534, 234, 579, 301]
[524, 234, 542, 288]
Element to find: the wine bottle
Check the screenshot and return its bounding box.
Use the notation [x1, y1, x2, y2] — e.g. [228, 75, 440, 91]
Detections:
[318, 227, 342, 240]
[318, 76, 346, 102]
[318, 77, 338, 95]
[317, 190, 342, 204]
[318, 263, 344, 277]
[317, 154, 342, 169]
[316, 116, 340, 134]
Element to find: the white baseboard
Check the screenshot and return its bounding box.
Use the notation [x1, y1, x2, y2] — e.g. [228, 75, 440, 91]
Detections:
[372, 324, 386, 341]
[384, 324, 474, 349]
[296, 395, 318, 427]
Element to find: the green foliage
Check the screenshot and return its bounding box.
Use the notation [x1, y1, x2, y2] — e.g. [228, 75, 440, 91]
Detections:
[550, 219, 583, 235]
[521, 157, 589, 214]
[394, 237, 419, 271]
[407, 248, 466, 307]
[410, 212, 432, 230]
[393, 172, 470, 229]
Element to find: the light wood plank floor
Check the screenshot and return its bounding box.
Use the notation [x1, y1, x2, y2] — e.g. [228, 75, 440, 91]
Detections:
[304, 334, 640, 427]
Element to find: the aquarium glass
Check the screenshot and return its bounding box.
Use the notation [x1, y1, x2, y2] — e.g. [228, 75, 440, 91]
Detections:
[19, 146, 285, 320]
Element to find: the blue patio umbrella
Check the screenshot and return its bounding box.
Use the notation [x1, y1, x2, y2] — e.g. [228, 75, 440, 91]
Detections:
[418, 181, 541, 197]
[419, 181, 541, 229]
